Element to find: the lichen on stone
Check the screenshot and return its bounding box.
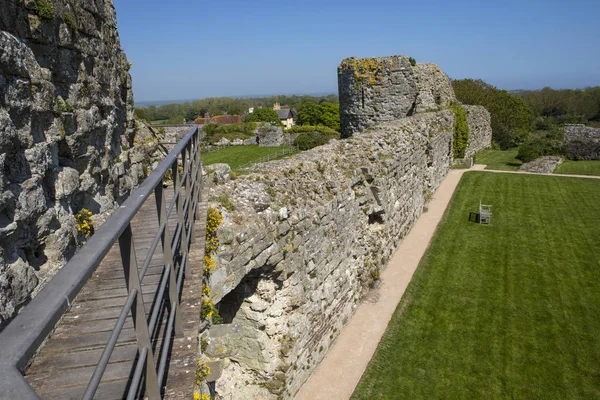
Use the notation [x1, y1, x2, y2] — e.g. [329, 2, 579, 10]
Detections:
[339, 56, 385, 87]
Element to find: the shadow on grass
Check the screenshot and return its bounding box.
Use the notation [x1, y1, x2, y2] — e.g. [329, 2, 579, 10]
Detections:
[468, 211, 480, 223]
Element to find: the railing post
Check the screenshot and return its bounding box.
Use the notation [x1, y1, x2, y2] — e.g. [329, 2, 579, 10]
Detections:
[176, 150, 191, 279]
[155, 183, 184, 337]
[118, 224, 160, 400]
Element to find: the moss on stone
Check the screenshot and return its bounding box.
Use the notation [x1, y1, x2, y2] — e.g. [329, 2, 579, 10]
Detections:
[55, 95, 74, 115]
[64, 12, 77, 31]
[34, 0, 55, 20]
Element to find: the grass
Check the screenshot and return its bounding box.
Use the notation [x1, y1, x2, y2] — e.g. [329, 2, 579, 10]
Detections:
[201, 145, 297, 170]
[554, 160, 600, 176]
[475, 149, 522, 170]
[352, 172, 600, 400]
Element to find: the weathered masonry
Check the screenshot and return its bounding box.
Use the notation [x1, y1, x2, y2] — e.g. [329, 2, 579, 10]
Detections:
[564, 124, 600, 160]
[203, 56, 492, 399]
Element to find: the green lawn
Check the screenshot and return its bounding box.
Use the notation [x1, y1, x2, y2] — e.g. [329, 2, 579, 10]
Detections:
[352, 172, 600, 400]
[554, 160, 600, 176]
[201, 145, 297, 170]
[475, 149, 522, 170]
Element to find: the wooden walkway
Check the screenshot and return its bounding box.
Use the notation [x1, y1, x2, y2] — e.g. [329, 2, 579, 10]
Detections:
[24, 189, 207, 400]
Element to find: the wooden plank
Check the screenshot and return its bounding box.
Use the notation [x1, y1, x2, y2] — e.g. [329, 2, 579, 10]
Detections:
[27, 344, 138, 371]
[36, 379, 131, 400]
[25, 176, 206, 398]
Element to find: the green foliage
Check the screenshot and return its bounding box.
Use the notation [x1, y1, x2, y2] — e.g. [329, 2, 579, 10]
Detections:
[296, 102, 340, 131]
[204, 122, 256, 138]
[352, 172, 600, 400]
[55, 95, 73, 115]
[453, 79, 533, 149]
[293, 131, 340, 151]
[286, 125, 340, 136]
[35, 0, 55, 20]
[64, 12, 76, 31]
[203, 123, 257, 144]
[516, 128, 565, 163]
[134, 107, 150, 123]
[318, 102, 341, 131]
[136, 95, 338, 123]
[408, 57, 417, 67]
[296, 102, 321, 125]
[244, 108, 282, 126]
[212, 194, 235, 211]
[166, 114, 185, 124]
[518, 86, 600, 126]
[449, 105, 469, 158]
[295, 101, 339, 127]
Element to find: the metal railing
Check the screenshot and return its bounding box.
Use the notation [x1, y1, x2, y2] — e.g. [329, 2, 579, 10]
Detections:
[0, 125, 204, 399]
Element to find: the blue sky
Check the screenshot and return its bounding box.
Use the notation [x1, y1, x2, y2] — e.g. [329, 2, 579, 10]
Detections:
[114, 0, 600, 102]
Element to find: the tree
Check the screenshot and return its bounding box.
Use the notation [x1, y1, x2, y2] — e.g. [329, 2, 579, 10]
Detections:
[318, 102, 340, 131]
[244, 108, 282, 126]
[453, 79, 533, 149]
[296, 101, 340, 132]
[296, 101, 321, 126]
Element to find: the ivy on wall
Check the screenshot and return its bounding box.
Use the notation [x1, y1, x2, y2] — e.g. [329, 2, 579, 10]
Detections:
[449, 105, 469, 158]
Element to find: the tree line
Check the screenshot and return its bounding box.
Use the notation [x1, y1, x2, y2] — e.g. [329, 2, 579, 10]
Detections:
[453, 79, 600, 161]
[134, 94, 339, 124]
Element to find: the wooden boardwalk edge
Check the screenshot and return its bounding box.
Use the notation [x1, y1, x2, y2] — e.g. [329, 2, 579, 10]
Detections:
[164, 200, 208, 399]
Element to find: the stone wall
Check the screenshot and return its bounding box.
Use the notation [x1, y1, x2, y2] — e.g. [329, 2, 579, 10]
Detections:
[463, 105, 492, 158]
[0, 0, 142, 324]
[204, 110, 455, 399]
[338, 55, 456, 138]
[564, 124, 600, 160]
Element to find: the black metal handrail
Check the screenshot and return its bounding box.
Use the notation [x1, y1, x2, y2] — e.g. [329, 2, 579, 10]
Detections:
[0, 124, 204, 399]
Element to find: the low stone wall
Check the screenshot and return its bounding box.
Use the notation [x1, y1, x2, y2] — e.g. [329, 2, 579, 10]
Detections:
[463, 105, 492, 158]
[520, 156, 563, 174]
[204, 111, 454, 399]
[565, 124, 600, 160]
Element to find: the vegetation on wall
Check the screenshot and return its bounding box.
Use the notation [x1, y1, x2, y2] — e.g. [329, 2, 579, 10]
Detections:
[449, 105, 469, 158]
[339, 57, 384, 87]
[35, 0, 55, 20]
[286, 125, 340, 136]
[293, 130, 340, 151]
[453, 79, 532, 149]
[75, 209, 94, 237]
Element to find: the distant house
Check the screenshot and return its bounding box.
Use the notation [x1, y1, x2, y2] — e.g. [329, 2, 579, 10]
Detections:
[273, 103, 297, 129]
[193, 115, 243, 125]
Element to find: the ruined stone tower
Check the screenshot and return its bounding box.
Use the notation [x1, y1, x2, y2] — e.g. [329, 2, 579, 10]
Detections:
[338, 55, 457, 137]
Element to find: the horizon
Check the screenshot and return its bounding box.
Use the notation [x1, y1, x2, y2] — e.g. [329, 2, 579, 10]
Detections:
[113, 0, 600, 103]
[135, 85, 600, 107]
